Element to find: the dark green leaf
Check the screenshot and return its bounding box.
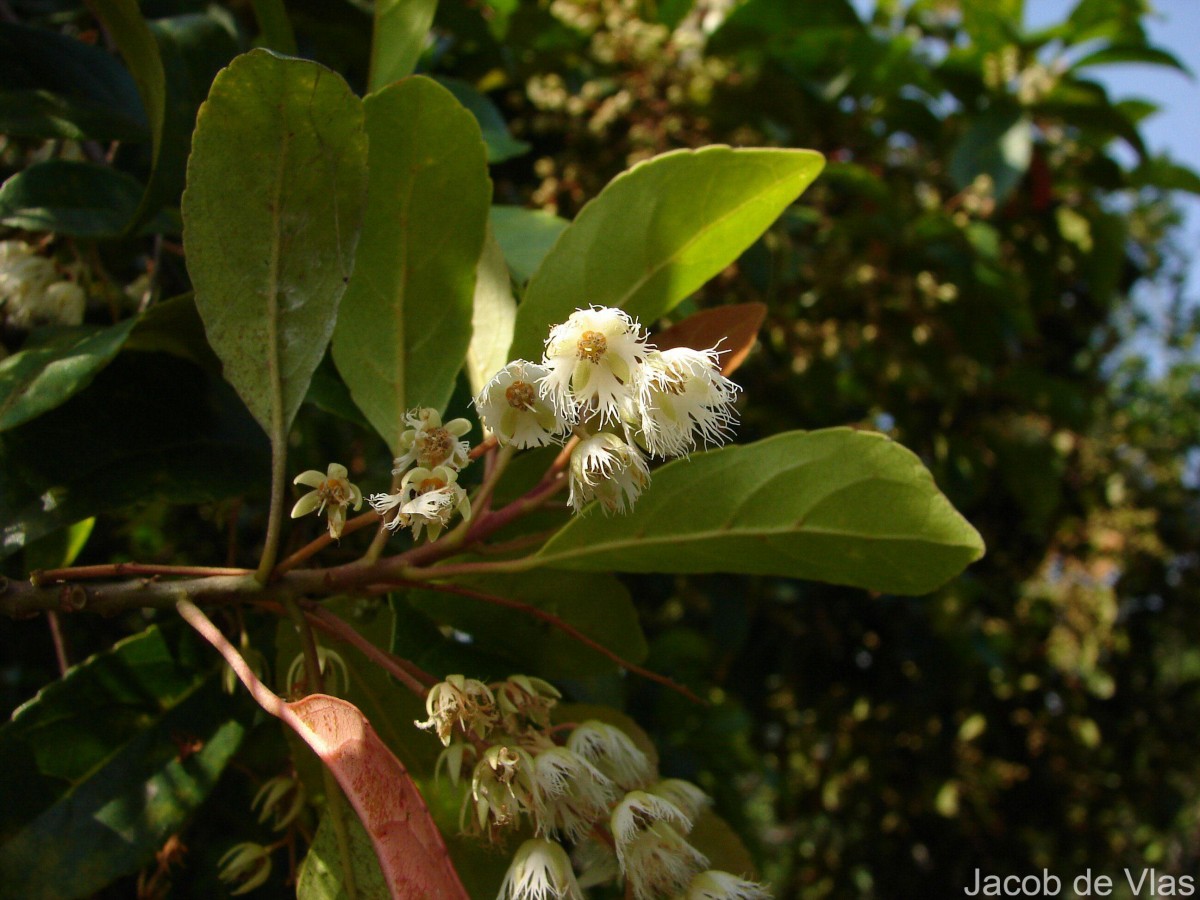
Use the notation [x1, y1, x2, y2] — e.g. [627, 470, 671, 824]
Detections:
[509, 146, 825, 360]
[183, 49, 369, 438]
[434, 76, 531, 163]
[331, 76, 490, 451]
[297, 810, 388, 900]
[0, 160, 175, 238]
[250, 0, 298, 55]
[0, 625, 246, 898]
[369, 0, 438, 91]
[124, 293, 221, 371]
[529, 429, 985, 596]
[948, 108, 1032, 202]
[1129, 157, 1200, 195]
[0, 317, 137, 432]
[408, 570, 648, 678]
[0, 21, 147, 141]
[0, 352, 269, 558]
[1070, 42, 1192, 75]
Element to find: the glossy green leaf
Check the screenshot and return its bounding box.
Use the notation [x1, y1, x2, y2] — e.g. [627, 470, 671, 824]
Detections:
[297, 810, 388, 900]
[369, 0, 438, 91]
[23, 517, 94, 573]
[0, 625, 246, 898]
[331, 76, 490, 451]
[465, 224, 517, 396]
[183, 49, 368, 438]
[408, 570, 648, 678]
[0, 21, 147, 142]
[529, 429, 985, 595]
[509, 146, 825, 360]
[948, 108, 1032, 202]
[490, 205, 568, 284]
[0, 317, 137, 432]
[435, 76, 530, 163]
[0, 352, 269, 558]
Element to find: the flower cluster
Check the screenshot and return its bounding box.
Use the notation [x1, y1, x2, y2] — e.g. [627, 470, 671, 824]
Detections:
[0, 240, 86, 330]
[368, 408, 474, 541]
[476, 306, 739, 515]
[418, 673, 771, 900]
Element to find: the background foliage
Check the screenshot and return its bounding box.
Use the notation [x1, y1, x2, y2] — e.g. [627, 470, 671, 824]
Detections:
[1, 0, 1198, 897]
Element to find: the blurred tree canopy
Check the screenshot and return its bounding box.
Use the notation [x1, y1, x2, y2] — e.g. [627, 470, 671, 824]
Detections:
[1, 0, 1198, 897]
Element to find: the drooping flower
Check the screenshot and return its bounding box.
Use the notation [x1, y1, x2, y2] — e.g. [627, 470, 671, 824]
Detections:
[648, 779, 710, 827]
[369, 465, 471, 541]
[633, 347, 739, 458]
[532, 746, 617, 842]
[496, 674, 562, 732]
[476, 360, 569, 448]
[685, 870, 773, 900]
[567, 432, 650, 514]
[610, 791, 692, 851]
[392, 407, 472, 473]
[469, 745, 539, 833]
[497, 838, 584, 900]
[619, 820, 709, 900]
[541, 306, 653, 424]
[290, 463, 363, 539]
[416, 675, 497, 746]
[566, 721, 656, 791]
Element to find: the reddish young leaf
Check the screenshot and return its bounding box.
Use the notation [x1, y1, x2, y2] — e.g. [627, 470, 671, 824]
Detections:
[176, 599, 468, 900]
[653, 302, 767, 375]
[285, 695, 470, 900]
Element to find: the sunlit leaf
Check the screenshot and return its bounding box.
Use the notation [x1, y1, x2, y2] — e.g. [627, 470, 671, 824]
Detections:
[183, 49, 368, 438]
[509, 146, 824, 359]
[465, 225, 517, 396]
[530, 429, 985, 595]
[370, 0, 438, 91]
[331, 76, 490, 450]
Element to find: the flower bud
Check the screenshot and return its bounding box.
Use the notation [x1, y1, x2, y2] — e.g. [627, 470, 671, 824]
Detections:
[498, 838, 584, 900]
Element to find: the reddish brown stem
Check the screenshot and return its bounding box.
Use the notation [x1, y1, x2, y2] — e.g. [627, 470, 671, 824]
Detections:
[468, 435, 498, 461]
[273, 510, 382, 576]
[302, 604, 435, 694]
[47, 611, 70, 675]
[397, 580, 706, 706]
[34, 562, 253, 584]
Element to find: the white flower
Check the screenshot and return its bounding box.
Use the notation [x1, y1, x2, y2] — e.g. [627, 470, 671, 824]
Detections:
[633, 347, 739, 458]
[610, 791, 692, 851]
[416, 675, 497, 746]
[648, 779, 710, 827]
[532, 747, 617, 842]
[620, 821, 708, 900]
[476, 360, 569, 448]
[369, 465, 471, 541]
[392, 407, 472, 473]
[685, 870, 773, 900]
[541, 306, 653, 424]
[0, 241, 86, 328]
[568, 432, 650, 514]
[567, 721, 655, 791]
[498, 839, 584, 900]
[290, 463, 363, 539]
[470, 745, 539, 832]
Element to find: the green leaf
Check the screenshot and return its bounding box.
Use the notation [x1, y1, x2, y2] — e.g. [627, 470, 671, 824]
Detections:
[297, 810, 389, 900]
[87, 0, 179, 230]
[489, 205, 568, 284]
[0, 625, 246, 898]
[465, 224, 517, 396]
[407, 570, 648, 678]
[509, 146, 825, 360]
[1129, 157, 1200, 195]
[528, 429, 985, 596]
[124, 293, 221, 371]
[182, 49, 369, 438]
[0, 317, 137, 432]
[434, 76, 531, 163]
[1070, 42, 1192, 75]
[0, 160, 173, 238]
[369, 0, 438, 91]
[948, 108, 1032, 202]
[0, 21, 147, 142]
[0, 352, 269, 558]
[330, 76, 490, 451]
[250, 0, 298, 55]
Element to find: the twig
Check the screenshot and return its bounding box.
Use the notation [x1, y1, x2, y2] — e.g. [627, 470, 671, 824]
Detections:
[274, 510, 381, 576]
[468, 435, 498, 461]
[33, 562, 253, 584]
[397, 580, 706, 706]
[47, 611, 70, 675]
[303, 604, 434, 694]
